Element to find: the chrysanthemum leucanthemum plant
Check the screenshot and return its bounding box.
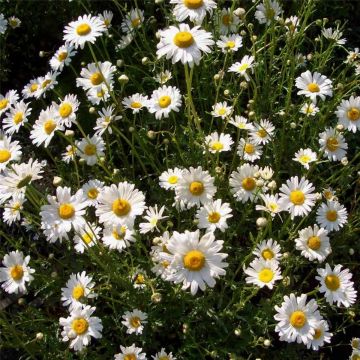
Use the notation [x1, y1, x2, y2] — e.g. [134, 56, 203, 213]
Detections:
[0, 1, 359, 358]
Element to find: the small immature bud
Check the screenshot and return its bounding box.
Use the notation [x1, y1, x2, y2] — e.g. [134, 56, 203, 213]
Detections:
[248, 111, 255, 117]
[256, 179, 264, 187]
[39, 51, 45, 57]
[163, 138, 170, 145]
[267, 180, 277, 190]
[81, 61, 86, 67]
[89, 107, 96, 114]
[167, 220, 174, 228]
[283, 252, 290, 259]
[290, 122, 296, 129]
[48, 253, 54, 259]
[65, 129, 74, 137]
[51, 271, 58, 278]
[224, 89, 230, 96]
[341, 157, 348, 166]
[251, 35, 257, 42]
[286, 59, 291, 66]
[315, 19, 322, 26]
[256, 217, 268, 228]
[215, 166, 222, 174]
[306, 53, 313, 61]
[152, 237, 162, 245]
[113, 168, 119, 175]
[349, 248, 354, 255]
[336, 124, 344, 132]
[118, 74, 129, 84]
[18, 298, 26, 306]
[151, 292, 162, 303]
[141, 57, 149, 65]
[147, 130, 156, 139]
[155, 0, 164, 4]
[264, 339, 271, 347]
[336, 83, 344, 90]
[213, 74, 220, 81]
[240, 30, 247, 36]
[193, 219, 199, 225]
[282, 276, 290, 286]
[52, 176, 63, 187]
[116, 59, 124, 67]
[234, 328, 242, 336]
[79, 158, 86, 164]
[234, 8, 246, 17]
[36, 332, 44, 341]
[240, 81, 248, 89]
[315, 192, 322, 201]
[68, 330, 77, 339]
[182, 323, 189, 333]
[129, 126, 135, 133]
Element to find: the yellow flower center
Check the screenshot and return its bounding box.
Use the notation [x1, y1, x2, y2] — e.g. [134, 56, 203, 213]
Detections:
[97, 89, 105, 98]
[0, 98, 9, 110]
[58, 203, 75, 220]
[323, 190, 333, 200]
[112, 199, 131, 216]
[189, 181, 204, 196]
[58, 51, 68, 61]
[183, 250, 206, 271]
[112, 226, 127, 240]
[82, 233, 93, 244]
[307, 82, 320, 93]
[218, 108, 227, 116]
[314, 328, 322, 339]
[211, 141, 224, 151]
[59, 103, 73, 118]
[326, 137, 339, 152]
[258, 268, 274, 283]
[325, 274, 340, 291]
[299, 154, 311, 163]
[290, 311, 307, 329]
[72, 285, 85, 300]
[41, 79, 52, 89]
[44, 120, 56, 135]
[87, 188, 99, 199]
[257, 129, 267, 138]
[76, 23, 91, 36]
[30, 84, 38, 93]
[124, 354, 136, 360]
[131, 18, 141, 27]
[130, 316, 141, 328]
[352, 355, 360, 360]
[238, 63, 249, 72]
[242, 177, 256, 191]
[208, 211, 221, 223]
[158, 95, 172, 108]
[173, 31, 194, 48]
[347, 107, 360, 121]
[261, 248, 274, 260]
[71, 318, 89, 335]
[290, 190, 305, 205]
[326, 210, 338, 222]
[184, 0, 203, 9]
[226, 41, 235, 48]
[0, 149, 11, 163]
[13, 112, 23, 125]
[131, 101, 142, 109]
[135, 274, 145, 284]
[11, 203, 21, 213]
[10, 264, 24, 280]
[268, 202, 279, 212]
[168, 175, 178, 184]
[84, 144, 97, 156]
[307, 236, 321, 250]
[159, 357, 170, 360]
[90, 72, 103, 86]
[222, 14, 233, 25]
[244, 143, 255, 154]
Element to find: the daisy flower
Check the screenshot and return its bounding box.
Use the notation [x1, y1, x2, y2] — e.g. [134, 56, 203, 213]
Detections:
[30, 106, 64, 148]
[335, 95, 360, 133]
[217, 8, 240, 35]
[34, 71, 59, 98]
[319, 127, 348, 161]
[175, 166, 216, 208]
[40, 186, 87, 234]
[306, 320, 332, 350]
[131, 269, 147, 289]
[94, 105, 122, 136]
[170, 0, 216, 24]
[259, 166, 274, 180]
[274, 293, 321, 345]
[229, 115, 254, 131]
[237, 138, 263, 162]
[322, 27, 346, 45]
[295, 225, 331, 262]
[154, 70, 173, 84]
[152, 348, 176, 360]
[164, 230, 228, 295]
[101, 224, 136, 252]
[196, 199, 233, 233]
[139, 205, 167, 234]
[0, 89, 19, 116]
[293, 148, 317, 169]
[63, 14, 106, 49]
[156, 23, 214, 67]
[285, 16, 300, 34]
[0, 250, 35, 294]
[50, 44, 77, 72]
[316, 264, 357, 307]
[96, 182, 146, 228]
[279, 176, 316, 219]
[211, 102, 232, 119]
[295, 70, 333, 103]
[249, 119, 275, 145]
[121, 309, 148, 335]
[255, 0, 282, 25]
[8, 16, 21, 29]
[244, 258, 282, 289]
[204, 132, 233, 153]
[59, 305, 102, 352]
[351, 338, 360, 350]
[121, 8, 144, 33]
[42, 222, 69, 244]
[316, 200, 348, 232]
[61, 271, 96, 311]
[116, 33, 134, 50]
[253, 238, 282, 262]
[86, 86, 111, 105]
[0, 134, 22, 171]
[300, 102, 319, 116]
[114, 344, 146, 360]
[73, 223, 101, 253]
[22, 78, 41, 99]
[2, 100, 32, 135]
[216, 34, 243, 53]
[148, 85, 182, 120]
[255, 194, 283, 217]
[99, 10, 113, 29]
[54, 94, 80, 128]
[229, 163, 260, 203]
[122, 93, 149, 114]
[62, 144, 76, 163]
[0, 13, 8, 34]
[322, 187, 336, 201]
[81, 179, 104, 206]
[228, 55, 255, 81]
[159, 167, 183, 190]
[76, 135, 105, 166]
[2, 193, 26, 225]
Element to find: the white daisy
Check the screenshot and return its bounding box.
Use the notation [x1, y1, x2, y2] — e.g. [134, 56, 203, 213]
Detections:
[279, 176, 316, 219]
[121, 309, 147, 335]
[156, 23, 214, 67]
[121, 8, 144, 33]
[319, 127, 348, 161]
[63, 14, 106, 49]
[306, 319, 332, 350]
[154, 70, 173, 84]
[253, 238, 282, 262]
[244, 258, 282, 289]
[86, 85, 111, 105]
[196, 199, 232, 233]
[61, 271, 96, 311]
[139, 205, 167, 234]
[59, 305, 102, 352]
[2, 100, 32, 135]
[300, 102, 319, 117]
[8, 16, 21, 29]
[62, 144, 76, 163]
[122, 93, 149, 114]
[73, 223, 101, 254]
[295, 70, 333, 103]
[2, 193, 26, 225]
[0, 13, 8, 34]
[216, 34, 243, 53]
[229, 115, 254, 131]
[54, 94, 80, 128]
[152, 348, 176, 360]
[0, 134, 22, 171]
[322, 27, 346, 45]
[285, 16, 300, 34]
[101, 224, 136, 252]
[175, 166, 216, 208]
[116, 33, 134, 50]
[131, 269, 147, 289]
[316, 264, 357, 308]
[217, 8, 240, 35]
[295, 225, 331, 262]
[49, 44, 77, 72]
[99, 10, 113, 29]
[81, 179, 104, 206]
[159, 167, 183, 190]
[94, 105, 122, 136]
[76, 135, 105, 166]
[0, 250, 35, 294]
[316, 200, 348, 232]
[255, 0, 282, 25]
[148, 85, 182, 120]
[274, 293, 321, 345]
[228, 55, 255, 81]
[170, 0, 216, 24]
[237, 138, 263, 162]
[164, 230, 228, 295]
[204, 132, 233, 153]
[0, 89, 19, 116]
[22, 78, 41, 99]
[114, 344, 146, 360]
[96, 182, 146, 228]
[335, 95, 360, 133]
[211, 102, 232, 119]
[249, 119, 275, 145]
[293, 148, 317, 169]
[255, 194, 283, 217]
[34, 71, 59, 99]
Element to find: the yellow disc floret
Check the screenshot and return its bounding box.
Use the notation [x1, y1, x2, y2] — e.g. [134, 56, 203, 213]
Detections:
[244, 143, 255, 154]
[0, 98, 9, 110]
[13, 112, 23, 125]
[58, 203, 75, 220]
[131, 101, 142, 109]
[211, 141, 224, 151]
[307, 83, 320, 93]
[168, 175, 178, 184]
[261, 248, 274, 260]
[258, 268, 274, 283]
[90, 72, 103, 86]
[290, 190, 305, 205]
[184, 0, 203, 9]
[112, 199, 131, 217]
[0, 149, 11, 163]
[44, 120, 56, 135]
[158, 95, 171, 108]
[84, 144, 97, 156]
[183, 250, 206, 271]
[10, 264, 24, 280]
[87, 188, 99, 199]
[189, 181, 204, 196]
[58, 51, 68, 61]
[326, 137, 339, 152]
[325, 274, 340, 291]
[76, 23, 91, 36]
[71, 318, 89, 335]
[326, 210, 338, 222]
[242, 177, 256, 191]
[307, 236, 321, 250]
[290, 311, 307, 329]
[173, 31, 194, 48]
[59, 103, 73, 118]
[72, 285, 85, 300]
[130, 316, 141, 328]
[208, 212, 221, 223]
[347, 107, 360, 121]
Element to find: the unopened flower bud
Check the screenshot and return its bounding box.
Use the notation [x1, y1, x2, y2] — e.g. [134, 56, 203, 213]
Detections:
[234, 328, 242, 336]
[224, 89, 230, 96]
[81, 61, 86, 67]
[290, 122, 296, 129]
[256, 217, 268, 228]
[129, 126, 135, 133]
[215, 166, 222, 174]
[336, 124, 344, 132]
[79, 158, 86, 164]
[151, 292, 162, 303]
[234, 8, 246, 17]
[306, 53, 313, 61]
[282, 276, 290, 286]
[251, 35, 257, 42]
[36, 332, 44, 341]
[193, 219, 199, 225]
[249, 111, 255, 117]
[51, 271, 58, 278]
[89, 107, 96, 114]
[240, 81, 248, 89]
[341, 157, 348, 166]
[39, 51, 45, 58]
[256, 179, 264, 187]
[65, 130, 74, 137]
[163, 138, 170, 145]
[53, 176, 63, 187]
[141, 57, 149, 65]
[182, 323, 189, 333]
[264, 339, 271, 347]
[18, 298, 26, 306]
[240, 30, 247, 36]
[268, 180, 277, 190]
[214, 74, 220, 81]
[118, 74, 129, 84]
[116, 59, 124, 67]
[68, 330, 77, 339]
[113, 168, 119, 175]
[48, 253, 54, 259]
[349, 248, 354, 255]
[147, 130, 156, 139]
[283, 252, 290, 259]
